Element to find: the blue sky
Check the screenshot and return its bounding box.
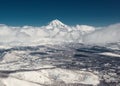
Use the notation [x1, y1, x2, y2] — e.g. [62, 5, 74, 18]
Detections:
[0, 0, 120, 26]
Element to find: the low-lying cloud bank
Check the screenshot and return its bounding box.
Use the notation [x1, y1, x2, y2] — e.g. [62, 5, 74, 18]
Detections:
[0, 20, 120, 46]
[83, 23, 120, 44]
[0, 20, 95, 46]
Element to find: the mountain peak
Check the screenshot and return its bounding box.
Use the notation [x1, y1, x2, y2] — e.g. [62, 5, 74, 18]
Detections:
[49, 19, 66, 27]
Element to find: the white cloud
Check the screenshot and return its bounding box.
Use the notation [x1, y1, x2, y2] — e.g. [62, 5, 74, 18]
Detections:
[0, 20, 95, 46]
[83, 23, 120, 45]
[0, 20, 120, 46]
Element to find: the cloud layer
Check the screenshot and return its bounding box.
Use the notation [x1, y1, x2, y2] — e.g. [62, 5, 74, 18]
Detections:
[0, 20, 94, 46]
[83, 23, 120, 45]
[0, 20, 120, 46]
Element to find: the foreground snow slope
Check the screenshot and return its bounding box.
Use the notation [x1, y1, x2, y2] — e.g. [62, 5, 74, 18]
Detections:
[0, 68, 99, 86]
[1, 77, 41, 86]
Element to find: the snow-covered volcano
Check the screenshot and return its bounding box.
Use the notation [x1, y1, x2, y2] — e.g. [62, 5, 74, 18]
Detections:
[48, 19, 68, 28]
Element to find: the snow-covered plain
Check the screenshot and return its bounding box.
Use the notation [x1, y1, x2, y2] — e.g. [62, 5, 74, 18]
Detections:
[0, 45, 101, 86]
[0, 20, 120, 86]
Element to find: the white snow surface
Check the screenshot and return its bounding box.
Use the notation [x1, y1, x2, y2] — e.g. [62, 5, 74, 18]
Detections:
[0, 44, 101, 86]
[0, 68, 99, 86]
[99, 52, 120, 57]
[1, 77, 41, 86]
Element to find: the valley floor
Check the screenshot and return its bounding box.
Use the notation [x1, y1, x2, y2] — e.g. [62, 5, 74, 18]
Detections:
[0, 43, 120, 86]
